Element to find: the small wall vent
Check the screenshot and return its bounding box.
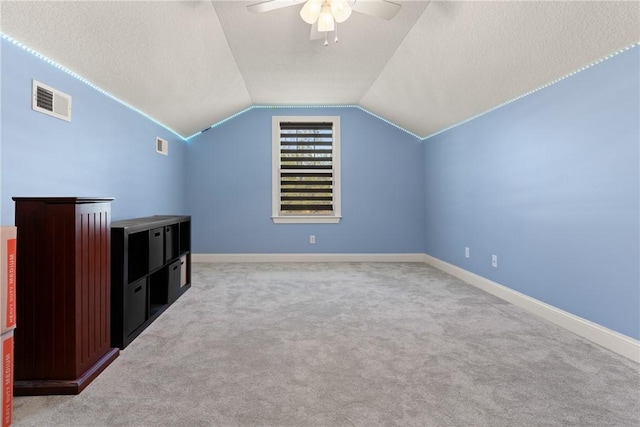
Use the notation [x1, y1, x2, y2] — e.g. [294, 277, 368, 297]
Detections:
[156, 137, 168, 156]
[32, 80, 71, 122]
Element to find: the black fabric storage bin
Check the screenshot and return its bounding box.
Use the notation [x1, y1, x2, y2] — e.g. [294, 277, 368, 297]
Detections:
[167, 259, 181, 304]
[149, 227, 164, 271]
[124, 278, 147, 336]
[164, 224, 178, 262]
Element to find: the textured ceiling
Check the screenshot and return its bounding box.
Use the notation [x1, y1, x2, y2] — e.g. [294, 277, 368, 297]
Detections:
[1, 1, 638, 139]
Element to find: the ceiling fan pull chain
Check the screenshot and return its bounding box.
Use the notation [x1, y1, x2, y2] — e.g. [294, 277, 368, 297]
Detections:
[324, 32, 329, 46]
[335, 22, 339, 43]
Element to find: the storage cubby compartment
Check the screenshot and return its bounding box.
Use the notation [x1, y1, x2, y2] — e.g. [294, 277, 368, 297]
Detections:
[124, 277, 147, 336]
[128, 231, 148, 282]
[179, 220, 191, 254]
[180, 254, 188, 287]
[149, 227, 164, 271]
[164, 224, 179, 262]
[149, 266, 168, 317]
[112, 215, 191, 349]
[167, 259, 181, 304]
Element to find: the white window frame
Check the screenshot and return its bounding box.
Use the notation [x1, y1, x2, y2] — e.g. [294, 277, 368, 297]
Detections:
[272, 116, 341, 224]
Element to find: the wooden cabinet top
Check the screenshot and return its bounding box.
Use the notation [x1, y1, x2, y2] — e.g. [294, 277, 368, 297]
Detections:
[12, 197, 114, 203]
[111, 215, 191, 233]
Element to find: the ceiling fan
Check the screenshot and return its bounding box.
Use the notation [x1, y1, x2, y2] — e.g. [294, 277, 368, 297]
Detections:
[247, 0, 402, 45]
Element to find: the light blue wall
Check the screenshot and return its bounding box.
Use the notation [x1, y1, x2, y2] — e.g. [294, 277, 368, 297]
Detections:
[0, 38, 187, 224]
[186, 107, 426, 253]
[424, 47, 640, 340]
[2, 36, 637, 340]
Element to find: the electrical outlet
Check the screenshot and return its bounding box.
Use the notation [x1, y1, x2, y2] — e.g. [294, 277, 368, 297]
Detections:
[310, 235, 316, 244]
[491, 254, 498, 268]
[465, 247, 470, 258]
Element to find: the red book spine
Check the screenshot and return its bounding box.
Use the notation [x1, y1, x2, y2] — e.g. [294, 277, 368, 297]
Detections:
[4, 239, 16, 330]
[2, 332, 13, 427]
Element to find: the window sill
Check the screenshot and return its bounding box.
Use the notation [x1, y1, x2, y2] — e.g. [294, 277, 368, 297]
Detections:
[272, 216, 342, 224]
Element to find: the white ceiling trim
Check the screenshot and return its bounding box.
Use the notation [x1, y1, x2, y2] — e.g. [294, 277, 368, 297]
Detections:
[187, 104, 425, 140]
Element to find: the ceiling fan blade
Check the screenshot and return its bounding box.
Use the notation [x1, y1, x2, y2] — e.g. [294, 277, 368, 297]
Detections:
[350, 0, 401, 20]
[309, 21, 324, 40]
[247, 0, 305, 14]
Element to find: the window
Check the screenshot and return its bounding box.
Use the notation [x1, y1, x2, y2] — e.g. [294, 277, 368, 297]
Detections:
[272, 116, 341, 224]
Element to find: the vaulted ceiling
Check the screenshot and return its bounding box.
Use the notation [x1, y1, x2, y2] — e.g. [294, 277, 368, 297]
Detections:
[1, 1, 638, 139]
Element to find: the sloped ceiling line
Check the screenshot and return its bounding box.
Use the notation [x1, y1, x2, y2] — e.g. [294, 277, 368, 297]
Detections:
[209, 0, 255, 107]
[0, 32, 186, 140]
[417, 42, 640, 141]
[4, 32, 638, 143]
[2, 1, 638, 140]
[190, 41, 640, 141]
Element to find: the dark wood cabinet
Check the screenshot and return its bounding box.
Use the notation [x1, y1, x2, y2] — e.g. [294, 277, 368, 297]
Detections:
[12, 197, 119, 395]
[111, 215, 191, 349]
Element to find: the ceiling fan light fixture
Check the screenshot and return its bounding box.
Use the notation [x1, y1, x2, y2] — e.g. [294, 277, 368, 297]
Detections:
[300, 0, 323, 24]
[317, 4, 335, 32]
[330, 0, 352, 23]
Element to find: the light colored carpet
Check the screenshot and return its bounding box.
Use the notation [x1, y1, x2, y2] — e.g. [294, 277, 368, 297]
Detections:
[12, 262, 640, 426]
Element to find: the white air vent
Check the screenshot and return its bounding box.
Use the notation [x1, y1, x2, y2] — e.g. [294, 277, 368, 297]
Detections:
[32, 80, 71, 122]
[156, 137, 168, 156]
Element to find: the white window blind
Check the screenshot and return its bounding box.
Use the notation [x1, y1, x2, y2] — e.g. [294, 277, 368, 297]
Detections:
[272, 116, 341, 224]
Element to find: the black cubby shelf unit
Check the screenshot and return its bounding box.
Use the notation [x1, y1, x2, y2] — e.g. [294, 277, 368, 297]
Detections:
[111, 215, 191, 349]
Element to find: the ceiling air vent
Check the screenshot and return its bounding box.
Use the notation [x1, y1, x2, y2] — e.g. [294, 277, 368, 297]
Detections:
[156, 137, 168, 156]
[32, 80, 71, 122]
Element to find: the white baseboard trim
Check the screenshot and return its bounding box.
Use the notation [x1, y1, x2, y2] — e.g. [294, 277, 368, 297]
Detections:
[423, 254, 640, 363]
[192, 253, 426, 263]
